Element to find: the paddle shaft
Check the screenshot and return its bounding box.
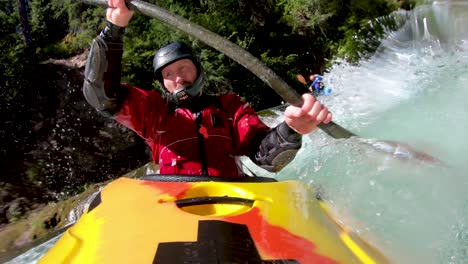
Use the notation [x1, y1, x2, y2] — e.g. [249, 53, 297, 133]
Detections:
[79, 0, 356, 139]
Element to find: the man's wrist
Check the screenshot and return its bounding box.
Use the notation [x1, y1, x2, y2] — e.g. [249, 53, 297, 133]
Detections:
[100, 21, 126, 41]
[277, 122, 302, 143]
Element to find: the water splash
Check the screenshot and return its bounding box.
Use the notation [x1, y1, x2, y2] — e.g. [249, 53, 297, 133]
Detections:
[274, 1, 468, 263]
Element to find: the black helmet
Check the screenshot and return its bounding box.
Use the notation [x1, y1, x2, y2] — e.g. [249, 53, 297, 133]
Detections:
[153, 42, 205, 105]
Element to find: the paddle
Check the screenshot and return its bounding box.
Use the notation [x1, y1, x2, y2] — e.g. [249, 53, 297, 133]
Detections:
[79, 0, 441, 164]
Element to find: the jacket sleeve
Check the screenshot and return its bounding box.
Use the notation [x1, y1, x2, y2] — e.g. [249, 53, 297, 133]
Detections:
[252, 122, 302, 172]
[222, 93, 302, 173]
[83, 21, 128, 118]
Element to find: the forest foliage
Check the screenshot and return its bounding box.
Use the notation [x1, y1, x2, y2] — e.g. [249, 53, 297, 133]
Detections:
[1, 0, 417, 109]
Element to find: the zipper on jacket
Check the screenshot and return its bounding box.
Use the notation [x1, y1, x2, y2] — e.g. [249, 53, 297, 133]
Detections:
[194, 112, 209, 175]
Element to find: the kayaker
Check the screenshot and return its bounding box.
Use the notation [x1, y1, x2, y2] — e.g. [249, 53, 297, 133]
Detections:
[83, 0, 332, 178]
[308, 74, 325, 96]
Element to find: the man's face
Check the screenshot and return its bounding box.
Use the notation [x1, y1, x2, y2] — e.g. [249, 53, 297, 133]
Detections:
[161, 59, 198, 93]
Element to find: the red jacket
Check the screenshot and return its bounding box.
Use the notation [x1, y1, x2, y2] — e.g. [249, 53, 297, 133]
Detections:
[115, 84, 270, 177]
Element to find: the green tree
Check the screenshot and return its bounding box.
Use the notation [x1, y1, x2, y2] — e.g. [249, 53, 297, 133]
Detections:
[0, 0, 31, 101]
[18, 0, 35, 62]
[29, 0, 102, 59]
[279, 0, 400, 65]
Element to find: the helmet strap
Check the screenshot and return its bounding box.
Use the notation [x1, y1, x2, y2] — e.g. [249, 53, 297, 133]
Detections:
[161, 71, 204, 106]
[164, 87, 192, 106]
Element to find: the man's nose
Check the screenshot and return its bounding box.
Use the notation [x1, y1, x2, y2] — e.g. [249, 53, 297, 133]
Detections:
[175, 75, 185, 84]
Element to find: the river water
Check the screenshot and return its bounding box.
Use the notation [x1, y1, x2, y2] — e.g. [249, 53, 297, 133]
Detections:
[5, 0, 467, 263]
[276, 1, 468, 263]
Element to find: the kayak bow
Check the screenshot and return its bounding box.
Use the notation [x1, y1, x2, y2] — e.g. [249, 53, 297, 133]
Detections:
[39, 176, 390, 264]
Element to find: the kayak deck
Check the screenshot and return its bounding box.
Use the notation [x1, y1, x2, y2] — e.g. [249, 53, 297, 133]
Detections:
[39, 176, 390, 264]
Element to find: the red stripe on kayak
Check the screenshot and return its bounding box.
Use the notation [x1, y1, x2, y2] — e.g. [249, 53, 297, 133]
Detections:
[226, 208, 338, 264]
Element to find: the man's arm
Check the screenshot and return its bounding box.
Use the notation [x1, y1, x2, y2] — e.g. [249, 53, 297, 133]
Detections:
[83, 0, 135, 117]
[253, 122, 302, 172]
[83, 21, 128, 117]
[252, 92, 333, 172]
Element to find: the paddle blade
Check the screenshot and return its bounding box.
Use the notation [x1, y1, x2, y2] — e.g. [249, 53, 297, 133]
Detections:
[360, 138, 444, 165]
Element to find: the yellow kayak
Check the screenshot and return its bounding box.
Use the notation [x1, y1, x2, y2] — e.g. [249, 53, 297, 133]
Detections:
[39, 175, 390, 264]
